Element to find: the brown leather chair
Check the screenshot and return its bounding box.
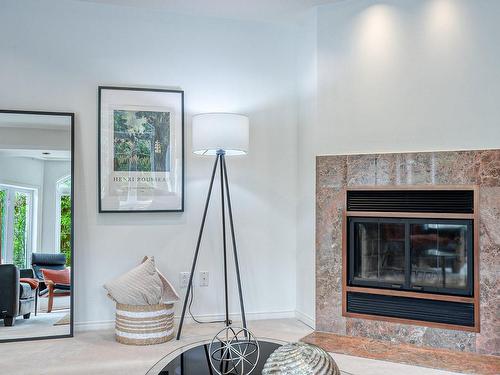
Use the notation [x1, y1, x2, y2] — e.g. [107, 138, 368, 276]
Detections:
[32, 254, 70, 313]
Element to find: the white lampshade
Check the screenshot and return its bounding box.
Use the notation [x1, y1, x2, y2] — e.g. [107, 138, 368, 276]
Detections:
[192, 113, 249, 156]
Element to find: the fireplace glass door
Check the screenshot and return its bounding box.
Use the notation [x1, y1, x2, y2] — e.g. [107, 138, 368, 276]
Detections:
[349, 217, 473, 296]
[410, 222, 471, 294]
[350, 219, 406, 288]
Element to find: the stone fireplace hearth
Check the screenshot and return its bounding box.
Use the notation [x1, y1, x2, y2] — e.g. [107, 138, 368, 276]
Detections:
[315, 150, 499, 355]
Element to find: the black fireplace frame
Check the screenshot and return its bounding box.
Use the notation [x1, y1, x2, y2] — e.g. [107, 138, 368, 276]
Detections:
[347, 217, 474, 297]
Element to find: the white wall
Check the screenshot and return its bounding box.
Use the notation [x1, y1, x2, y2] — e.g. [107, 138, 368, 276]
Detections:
[0, 156, 44, 252]
[317, 0, 500, 155]
[295, 9, 318, 327]
[0, 157, 44, 191]
[296, 0, 500, 323]
[0, 0, 298, 326]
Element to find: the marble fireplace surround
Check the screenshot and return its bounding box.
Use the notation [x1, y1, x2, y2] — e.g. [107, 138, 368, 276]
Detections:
[316, 150, 499, 355]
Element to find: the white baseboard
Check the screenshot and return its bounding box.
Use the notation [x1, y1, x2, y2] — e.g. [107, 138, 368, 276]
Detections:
[295, 310, 315, 329]
[75, 309, 296, 332]
[175, 309, 296, 325]
[75, 320, 114, 331]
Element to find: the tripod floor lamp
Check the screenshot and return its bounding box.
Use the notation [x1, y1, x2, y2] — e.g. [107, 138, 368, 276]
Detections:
[176, 113, 249, 340]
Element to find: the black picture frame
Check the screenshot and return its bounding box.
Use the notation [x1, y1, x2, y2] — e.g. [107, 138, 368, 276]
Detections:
[0, 109, 75, 343]
[98, 86, 185, 213]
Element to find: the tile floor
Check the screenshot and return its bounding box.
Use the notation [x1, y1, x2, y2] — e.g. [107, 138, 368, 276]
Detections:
[304, 331, 500, 375]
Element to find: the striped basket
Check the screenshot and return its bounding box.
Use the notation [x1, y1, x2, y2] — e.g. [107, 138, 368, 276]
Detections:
[115, 303, 175, 345]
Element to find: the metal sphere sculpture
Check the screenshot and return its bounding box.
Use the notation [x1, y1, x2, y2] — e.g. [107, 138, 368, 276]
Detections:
[262, 342, 340, 375]
[209, 326, 260, 375]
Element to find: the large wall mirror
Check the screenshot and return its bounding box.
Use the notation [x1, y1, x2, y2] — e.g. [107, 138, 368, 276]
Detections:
[0, 110, 74, 342]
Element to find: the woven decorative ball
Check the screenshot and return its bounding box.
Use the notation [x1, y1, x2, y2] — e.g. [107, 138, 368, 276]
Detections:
[262, 342, 340, 375]
[115, 303, 174, 345]
[209, 326, 260, 375]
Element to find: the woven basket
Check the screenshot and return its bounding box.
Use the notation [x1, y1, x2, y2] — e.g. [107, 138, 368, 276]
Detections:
[115, 303, 175, 345]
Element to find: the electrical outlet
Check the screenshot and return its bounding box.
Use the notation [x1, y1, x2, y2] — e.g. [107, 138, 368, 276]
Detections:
[180, 272, 191, 288]
[200, 271, 209, 287]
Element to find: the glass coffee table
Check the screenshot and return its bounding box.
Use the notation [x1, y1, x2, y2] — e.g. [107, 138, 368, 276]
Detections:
[146, 339, 352, 374]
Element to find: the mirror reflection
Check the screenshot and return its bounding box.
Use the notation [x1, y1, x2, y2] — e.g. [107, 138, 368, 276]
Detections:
[0, 111, 73, 341]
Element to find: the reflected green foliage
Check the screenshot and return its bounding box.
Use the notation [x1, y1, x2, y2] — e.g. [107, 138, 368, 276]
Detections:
[113, 110, 170, 172]
[60, 195, 71, 266]
[13, 193, 27, 268]
[0, 190, 6, 262]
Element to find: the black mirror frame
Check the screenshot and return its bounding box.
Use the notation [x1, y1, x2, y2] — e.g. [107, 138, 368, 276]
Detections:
[0, 109, 74, 343]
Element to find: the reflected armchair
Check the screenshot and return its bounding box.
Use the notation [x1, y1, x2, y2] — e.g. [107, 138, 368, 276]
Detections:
[0, 265, 36, 326]
[32, 253, 71, 313]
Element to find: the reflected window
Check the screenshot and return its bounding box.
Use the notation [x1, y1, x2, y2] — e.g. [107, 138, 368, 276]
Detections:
[55, 176, 71, 266]
[0, 188, 7, 264]
[0, 184, 35, 268]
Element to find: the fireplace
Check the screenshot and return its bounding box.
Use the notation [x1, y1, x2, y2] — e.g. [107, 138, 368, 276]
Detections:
[343, 187, 479, 331]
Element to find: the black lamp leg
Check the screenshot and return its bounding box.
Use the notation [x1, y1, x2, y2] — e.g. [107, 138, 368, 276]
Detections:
[176, 155, 219, 340]
[220, 154, 230, 327]
[222, 156, 247, 331]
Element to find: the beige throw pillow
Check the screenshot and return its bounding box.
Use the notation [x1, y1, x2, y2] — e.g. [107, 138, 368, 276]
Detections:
[141, 256, 180, 303]
[103, 257, 163, 305]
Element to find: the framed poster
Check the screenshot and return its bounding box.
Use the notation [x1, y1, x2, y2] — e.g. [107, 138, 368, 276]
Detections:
[98, 86, 184, 212]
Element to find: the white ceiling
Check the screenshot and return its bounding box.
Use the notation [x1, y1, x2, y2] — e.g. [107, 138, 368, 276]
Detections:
[74, 0, 340, 21]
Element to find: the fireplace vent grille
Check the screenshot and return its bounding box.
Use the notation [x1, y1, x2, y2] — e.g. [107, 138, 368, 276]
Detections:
[347, 292, 475, 327]
[346, 190, 474, 213]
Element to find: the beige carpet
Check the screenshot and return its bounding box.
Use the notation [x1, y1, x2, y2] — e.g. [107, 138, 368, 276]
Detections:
[0, 310, 70, 340]
[0, 319, 312, 374]
[54, 314, 71, 326]
[0, 319, 463, 375]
